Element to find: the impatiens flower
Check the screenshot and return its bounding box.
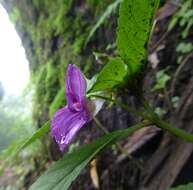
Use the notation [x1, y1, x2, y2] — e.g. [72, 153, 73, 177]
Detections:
[51, 64, 102, 151]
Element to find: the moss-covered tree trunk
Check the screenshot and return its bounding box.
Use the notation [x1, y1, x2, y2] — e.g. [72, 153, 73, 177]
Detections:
[1, 0, 117, 126]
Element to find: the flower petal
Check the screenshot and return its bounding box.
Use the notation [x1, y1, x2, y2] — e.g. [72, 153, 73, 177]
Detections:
[66, 64, 87, 107]
[51, 107, 88, 151]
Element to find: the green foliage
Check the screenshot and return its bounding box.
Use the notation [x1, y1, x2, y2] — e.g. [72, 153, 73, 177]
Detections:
[8, 0, 117, 132]
[45, 60, 60, 103]
[168, 183, 193, 190]
[22, 0, 116, 128]
[117, 0, 159, 74]
[0, 93, 42, 149]
[0, 95, 33, 153]
[0, 130, 43, 163]
[171, 96, 180, 109]
[154, 107, 166, 118]
[49, 88, 66, 118]
[0, 93, 39, 186]
[168, 0, 193, 65]
[36, 65, 47, 103]
[85, 0, 122, 46]
[153, 69, 171, 91]
[30, 123, 143, 190]
[0, 82, 4, 101]
[52, 0, 74, 35]
[10, 8, 20, 24]
[168, 0, 193, 39]
[86, 0, 115, 17]
[176, 42, 193, 64]
[176, 42, 193, 54]
[0, 109, 15, 151]
[33, 0, 41, 8]
[90, 57, 128, 92]
[14, 122, 50, 156]
[73, 35, 85, 54]
[34, 65, 47, 121]
[4, 0, 162, 188]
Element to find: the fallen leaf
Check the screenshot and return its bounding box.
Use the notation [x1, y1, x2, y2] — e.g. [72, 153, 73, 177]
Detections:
[90, 159, 100, 189]
[117, 126, 161, 162]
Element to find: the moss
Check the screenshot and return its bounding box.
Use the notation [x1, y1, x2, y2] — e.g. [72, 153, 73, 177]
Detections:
[45, 60, 60, 104]
[86, 0, 114, 15]
[49, 87, 66, 118]
[73, 35, 85, 54]
[10, 8, 20, 24]
[58, 60, 68, 86]
[33, 0, 41, 9]
[83, 57, 93, 77]
[36, 65, 47, 103]
[53, 0, 74, 35]
[32, 65, 47, 121]
[4, 0, 116, 127]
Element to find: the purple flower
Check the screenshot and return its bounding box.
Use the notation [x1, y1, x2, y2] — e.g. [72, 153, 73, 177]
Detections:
[51, 64, 96, 151]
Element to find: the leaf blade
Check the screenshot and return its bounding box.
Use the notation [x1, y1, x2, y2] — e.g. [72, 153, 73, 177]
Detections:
[14, 121, 50, 155]
[117, 0, 160, 74]
[168, 183, 193, 190]
[30, 123, 145, 190]
[90, 57, 128, 92]
[84, 0, 122, 47]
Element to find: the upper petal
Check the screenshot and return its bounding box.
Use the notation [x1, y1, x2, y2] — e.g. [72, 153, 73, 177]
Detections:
[66, 64, 87, 107]
[51, 106, 88, 151]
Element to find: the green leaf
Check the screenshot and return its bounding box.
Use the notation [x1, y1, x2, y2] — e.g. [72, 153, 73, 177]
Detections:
[84, 0, 122, 47]
[168, 183, 193, 190]
[176, 42, 193, 54]
[117, 0, 160, 74]
[14, 121, 50, 155]
[30, 123, 145, 190]
[168, 0, 192, 32]
[90, 57, 128, 92]
[153, 69, 171, 91]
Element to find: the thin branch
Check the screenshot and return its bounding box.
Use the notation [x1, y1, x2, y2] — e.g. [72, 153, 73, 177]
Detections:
[170, 52, 193, 96]
[93, 117, 144, 169]
[91, 94, 145, 118]
[92, 94, 193, 143]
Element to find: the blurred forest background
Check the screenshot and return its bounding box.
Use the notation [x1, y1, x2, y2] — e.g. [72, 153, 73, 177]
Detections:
[1, 0, 193, 189]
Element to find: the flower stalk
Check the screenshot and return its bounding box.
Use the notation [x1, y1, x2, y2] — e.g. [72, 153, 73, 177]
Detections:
[93, 117, 150, 169]
[91, 94, 193, 143]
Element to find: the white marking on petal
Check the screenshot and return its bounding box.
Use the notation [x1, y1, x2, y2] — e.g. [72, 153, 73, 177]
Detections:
[60, 136, 66, 144]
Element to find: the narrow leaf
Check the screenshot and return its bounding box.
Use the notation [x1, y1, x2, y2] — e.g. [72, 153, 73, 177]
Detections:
[30, 123, 146, 190]
[90, 57, 128, 92]
[117, 0, 160, 74]
[168, 183, 193, 190]
[84, 0, 122, 47]
[14, 121, 50, 155]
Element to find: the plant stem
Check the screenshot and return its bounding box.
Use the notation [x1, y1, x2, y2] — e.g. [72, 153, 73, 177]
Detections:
[91, 94, 193, 143]
[141, 99, 193, 143]
[91, 94, 145, 118]
[93, 117, 109, 134]
[150, 115, 193, 143]
[93, 117, 144, 169]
